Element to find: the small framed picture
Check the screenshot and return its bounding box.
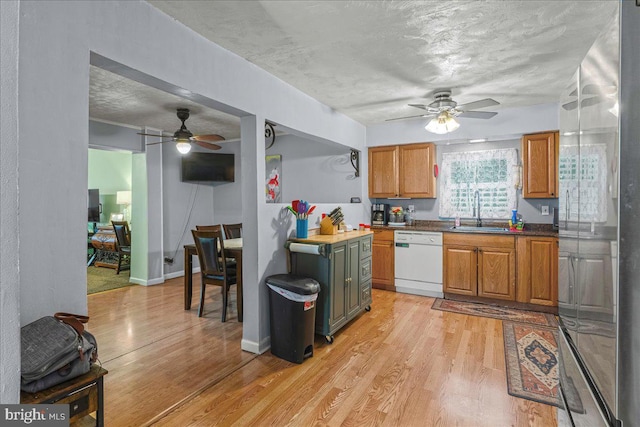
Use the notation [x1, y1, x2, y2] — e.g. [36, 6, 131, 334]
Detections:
[265, 155, 282, 203]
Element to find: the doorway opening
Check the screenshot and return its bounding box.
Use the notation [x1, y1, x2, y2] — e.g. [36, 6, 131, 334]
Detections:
[87, 147, 135, 294]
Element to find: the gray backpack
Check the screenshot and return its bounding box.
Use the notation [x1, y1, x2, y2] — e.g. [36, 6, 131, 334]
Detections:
[21, 313, 98, 393]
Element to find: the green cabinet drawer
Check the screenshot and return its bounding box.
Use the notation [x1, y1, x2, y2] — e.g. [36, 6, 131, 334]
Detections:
[360, 257, 372, 282]
[361, 280, 372, 306]
[360, 235, 372, 259]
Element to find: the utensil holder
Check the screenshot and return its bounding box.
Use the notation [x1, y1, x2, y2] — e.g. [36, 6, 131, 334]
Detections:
[320, 216, 337, 235]
[296, 219, 308, 239]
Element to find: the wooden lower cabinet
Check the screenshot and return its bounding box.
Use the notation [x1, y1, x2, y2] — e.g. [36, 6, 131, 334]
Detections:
[443, 233, 516, 301]
[372, 229, 395, 290]
[478, 246, 516, 300]
[443, 245, 477, 295]
[516, 236, 558, 306]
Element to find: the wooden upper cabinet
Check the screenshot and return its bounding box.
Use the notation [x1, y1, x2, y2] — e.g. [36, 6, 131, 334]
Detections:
[368, 146, 399, 198]
[522, 131, 559, 198]
[368, 143, 436, 198]
[399, 143, 437, 198]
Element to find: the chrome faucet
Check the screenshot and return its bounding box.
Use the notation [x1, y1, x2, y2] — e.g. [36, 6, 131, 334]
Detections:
[473, 190, 482, 227]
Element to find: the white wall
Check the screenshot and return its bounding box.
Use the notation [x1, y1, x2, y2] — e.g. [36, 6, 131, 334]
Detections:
[366, 103, 560, 224]
[273, 134, 361, 203]
[0, 0, 21, 404]
[89, 120, 144, 152]
[161, 144, 217, 276]
[12, 0, 366, 383]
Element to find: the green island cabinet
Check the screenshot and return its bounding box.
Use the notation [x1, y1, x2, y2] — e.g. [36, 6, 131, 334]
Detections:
[289, 231, 373, 343]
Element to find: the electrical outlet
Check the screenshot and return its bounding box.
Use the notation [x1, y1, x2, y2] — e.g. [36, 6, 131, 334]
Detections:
[541, 206, 550, 216]
[408, 205, 415, 211]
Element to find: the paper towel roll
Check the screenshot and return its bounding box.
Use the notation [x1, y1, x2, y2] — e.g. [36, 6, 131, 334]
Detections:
[288, 242, 322, 255]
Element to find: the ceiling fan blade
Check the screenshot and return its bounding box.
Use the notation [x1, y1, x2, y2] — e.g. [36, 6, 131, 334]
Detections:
[138, 132, 168, 137]
[457, 98, 500, 111]
[193, 140, 222, 150]
[193, 134, 225, 142]
[582, 84, 617, 96]
[408, 104, 429, 111]
[457, 110, 498, 119]
[385, 114, 434, 122]
[581, 95, 605, 108]
[145, 140, 173, 146]
[562, 100, 578, 111]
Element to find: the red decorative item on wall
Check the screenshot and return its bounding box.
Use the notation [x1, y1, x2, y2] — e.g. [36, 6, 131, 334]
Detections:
[434, 164, 439, 178]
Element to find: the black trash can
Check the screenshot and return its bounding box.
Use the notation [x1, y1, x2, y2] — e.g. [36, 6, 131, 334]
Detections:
[266, 274, 320, 364]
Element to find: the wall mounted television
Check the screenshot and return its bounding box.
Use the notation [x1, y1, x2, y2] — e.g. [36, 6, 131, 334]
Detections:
[181, 153, 235, 182]
[88, 189, 100, 222]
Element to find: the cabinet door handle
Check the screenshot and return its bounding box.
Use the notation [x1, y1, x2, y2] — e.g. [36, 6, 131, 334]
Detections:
[474, 248, 478, 253]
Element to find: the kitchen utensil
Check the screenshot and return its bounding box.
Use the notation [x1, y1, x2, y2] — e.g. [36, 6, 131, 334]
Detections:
[328, 207, 340, 218]
[292, 200, 300, 213]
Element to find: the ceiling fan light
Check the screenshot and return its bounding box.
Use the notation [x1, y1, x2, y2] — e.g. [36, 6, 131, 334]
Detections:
[425, 113, 460, 134]
[176, 141, 192, 154]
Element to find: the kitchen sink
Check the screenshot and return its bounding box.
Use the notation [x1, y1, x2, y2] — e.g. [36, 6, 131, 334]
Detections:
[449, 226, 510, 233]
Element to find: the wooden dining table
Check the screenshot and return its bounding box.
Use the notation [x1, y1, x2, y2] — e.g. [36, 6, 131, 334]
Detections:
[184, 237, 243, 322]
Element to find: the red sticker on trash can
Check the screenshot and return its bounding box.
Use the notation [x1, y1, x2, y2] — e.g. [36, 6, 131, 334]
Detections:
[304, 301, 314, 311]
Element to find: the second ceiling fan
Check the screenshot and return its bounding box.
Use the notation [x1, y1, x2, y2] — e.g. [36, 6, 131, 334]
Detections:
[388, 89, 500, 134]
[138, 108, 225, 153]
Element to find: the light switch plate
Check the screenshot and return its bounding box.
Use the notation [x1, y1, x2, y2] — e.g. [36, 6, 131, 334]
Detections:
[541, 205, 550, 215]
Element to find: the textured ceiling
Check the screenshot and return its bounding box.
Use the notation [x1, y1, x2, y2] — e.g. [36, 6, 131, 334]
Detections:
[89, 1, 617, 134]
[89, 66, 241, 139]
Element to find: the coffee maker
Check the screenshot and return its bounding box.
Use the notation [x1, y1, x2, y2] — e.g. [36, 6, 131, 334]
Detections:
[371, 203, 390, 226]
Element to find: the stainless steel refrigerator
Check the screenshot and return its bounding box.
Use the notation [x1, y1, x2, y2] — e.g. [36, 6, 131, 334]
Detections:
[557, 3, 640, 426]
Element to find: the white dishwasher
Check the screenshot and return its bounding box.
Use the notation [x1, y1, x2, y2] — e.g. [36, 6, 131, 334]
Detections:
[394, 231, 443, 298]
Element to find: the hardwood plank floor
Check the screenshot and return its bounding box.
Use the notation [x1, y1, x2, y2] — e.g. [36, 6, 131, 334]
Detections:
[87, 278, 557, 426]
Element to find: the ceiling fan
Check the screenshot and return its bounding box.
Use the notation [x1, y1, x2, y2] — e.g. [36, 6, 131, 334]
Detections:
[561, 84, 617, 111]
[387, 89, 500, 134]
[138, 108, 225, 154]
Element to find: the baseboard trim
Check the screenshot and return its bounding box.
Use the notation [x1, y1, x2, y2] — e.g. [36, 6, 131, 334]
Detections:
[395, 278, 443, 298]
[241, 336, 271, 355]
[129, 276, 164, 286]
[164, 268, 200, 281]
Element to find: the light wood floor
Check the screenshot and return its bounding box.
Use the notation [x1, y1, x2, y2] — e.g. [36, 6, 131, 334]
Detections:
[87, 276, 557, 426]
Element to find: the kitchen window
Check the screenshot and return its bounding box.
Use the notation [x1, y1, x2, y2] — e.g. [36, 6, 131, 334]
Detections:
[439, 148, 518, 219]
[558, 144, 608, 222]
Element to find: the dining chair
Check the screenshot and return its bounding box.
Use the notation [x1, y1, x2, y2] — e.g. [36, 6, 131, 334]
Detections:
[195, 224, 236, 267]
[195, 224, 222, 232]
[111, 220, 131, 275]
[191, 229, 237, 321]
[223, 223, 243, 239]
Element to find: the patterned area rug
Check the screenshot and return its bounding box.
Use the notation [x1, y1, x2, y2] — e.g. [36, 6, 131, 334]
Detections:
[431, 298, 558, 327]
[503, 321, 560, 407]
[87, 266, 134, 294]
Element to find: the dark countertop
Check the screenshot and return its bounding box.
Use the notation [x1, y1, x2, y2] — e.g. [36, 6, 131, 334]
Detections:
[372, 220, 558, 238]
